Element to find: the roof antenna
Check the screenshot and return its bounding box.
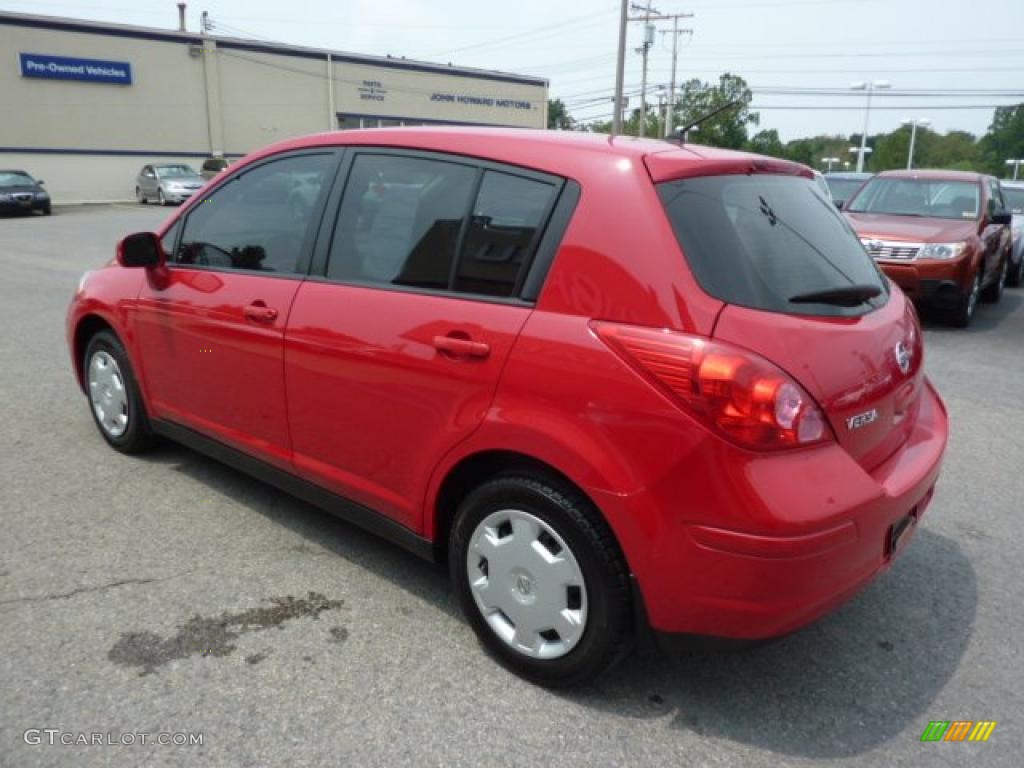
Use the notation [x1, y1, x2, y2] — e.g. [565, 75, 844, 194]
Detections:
[671, 99, 743, 143]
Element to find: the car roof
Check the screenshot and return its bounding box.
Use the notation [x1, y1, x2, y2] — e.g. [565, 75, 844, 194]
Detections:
[0, 169, 30, 174]
[240, 126, 812, 182]
[1000, 180, 1024, 189]
[824, 172, 873, 180]
[875, 169, 987, 182]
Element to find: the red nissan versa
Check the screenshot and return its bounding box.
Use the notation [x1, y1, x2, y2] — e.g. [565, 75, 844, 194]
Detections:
[844, 169, 1014, 327]
[66, 129, 948, 686]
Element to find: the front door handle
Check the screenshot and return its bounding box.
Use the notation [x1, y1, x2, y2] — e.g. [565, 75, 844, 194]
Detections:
[244, 302, 278, 323]
[433, 335, 490, 359]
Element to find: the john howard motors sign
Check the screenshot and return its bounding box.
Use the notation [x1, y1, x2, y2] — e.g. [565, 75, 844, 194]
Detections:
[19, 53, 132, 85]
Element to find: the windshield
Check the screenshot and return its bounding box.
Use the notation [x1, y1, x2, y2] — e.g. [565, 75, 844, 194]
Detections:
[825, 178, 866, 202]
[1003, 187, 1024, 215]
[0, 172, 35, 188]
[847, 178, 981, 220]
[658, 174, 886, 317]
[156, 165, 197, 178]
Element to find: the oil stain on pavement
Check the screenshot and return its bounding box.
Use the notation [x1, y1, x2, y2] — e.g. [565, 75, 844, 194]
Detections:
[108, 591, 343, 675]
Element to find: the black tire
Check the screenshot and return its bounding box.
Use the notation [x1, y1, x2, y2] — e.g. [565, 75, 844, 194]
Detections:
[1006, 254, 1023, 288]
[450, 474, 632, 687]
[42, 205, 51, 215]
[158, 189, 167, 206]
[948, 270, 981, 328]
[981, 259, 1007, 303]
[82, 330, 154, 454]
[136, 186, 147, 205]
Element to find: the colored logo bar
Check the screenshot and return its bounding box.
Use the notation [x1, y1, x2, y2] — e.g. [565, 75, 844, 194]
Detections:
[920, 721, 997, 742]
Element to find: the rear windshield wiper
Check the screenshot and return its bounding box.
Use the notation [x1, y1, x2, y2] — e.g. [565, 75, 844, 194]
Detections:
[788, 284, 882, 306]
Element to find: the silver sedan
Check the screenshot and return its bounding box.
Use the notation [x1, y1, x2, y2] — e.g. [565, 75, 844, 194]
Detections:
[135, 163, 204, 205]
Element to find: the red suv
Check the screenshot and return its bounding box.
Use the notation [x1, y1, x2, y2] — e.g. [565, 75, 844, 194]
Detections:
[844, 169, 1013, 327]
[67, 129, 948, 685]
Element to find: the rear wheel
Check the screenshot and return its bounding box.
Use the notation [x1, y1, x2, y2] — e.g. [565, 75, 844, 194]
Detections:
[949, 270, 981, 328]
[1006, 254, 1023, 288]
[83, 331, 154, 453]
[450, 475, 632, 687]
[981, 259, 1007, 303]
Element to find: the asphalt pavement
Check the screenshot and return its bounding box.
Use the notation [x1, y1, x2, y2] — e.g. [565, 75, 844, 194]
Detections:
[1, 204, 1021, 767]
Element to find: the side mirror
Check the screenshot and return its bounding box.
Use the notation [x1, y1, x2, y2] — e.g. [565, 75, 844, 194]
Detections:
[834, 200, 844, 210]
[36, 179, 45, 186]
[991, 211, 1012, 226]
[117, 232, 165, 268]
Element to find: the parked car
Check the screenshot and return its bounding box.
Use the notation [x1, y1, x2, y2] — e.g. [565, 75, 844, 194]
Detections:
[844, 169, 1013, 327]
[67, 130, 948, 685]
[200, 155, 231, 181]
[0, 169, 50, 215]
[824, 171, 873, 210]
[1000, 180, 1024, 287]
[135, 163, 204, 205]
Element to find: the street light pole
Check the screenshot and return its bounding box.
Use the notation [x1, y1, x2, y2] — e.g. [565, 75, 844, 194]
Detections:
[850, 80, 890, 173]
[821, 156, 839, 172]
[612, 0, 629, 137]
[1007, 159, 1023, 181]
[901, 117, 930, 170]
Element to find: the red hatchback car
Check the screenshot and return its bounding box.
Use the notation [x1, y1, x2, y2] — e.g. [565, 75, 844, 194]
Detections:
[67, 129, 948, 685]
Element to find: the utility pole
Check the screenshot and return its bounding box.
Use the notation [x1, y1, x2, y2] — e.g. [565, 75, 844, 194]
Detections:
[630, 2, 659, 138]
[612, 0, 628, 136]
[659, 14, 693, 138]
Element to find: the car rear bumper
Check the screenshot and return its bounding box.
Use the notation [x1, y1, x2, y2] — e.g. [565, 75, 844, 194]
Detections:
[592, 377, 948, 642]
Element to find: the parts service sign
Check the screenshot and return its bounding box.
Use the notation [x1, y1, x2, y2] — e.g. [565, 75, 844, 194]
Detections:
[19, 53, 132, 85]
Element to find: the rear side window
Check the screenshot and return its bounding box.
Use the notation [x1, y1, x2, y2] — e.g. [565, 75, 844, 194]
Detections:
[326, 153, 559, 299]
[658, 174, 886, 317]
[327, 154, 476, 290]
[456, 171, 557, 297]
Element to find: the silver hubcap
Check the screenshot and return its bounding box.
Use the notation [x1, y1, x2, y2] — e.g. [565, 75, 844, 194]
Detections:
[467, 509, 587, 660]
[88, 350, 129, 437]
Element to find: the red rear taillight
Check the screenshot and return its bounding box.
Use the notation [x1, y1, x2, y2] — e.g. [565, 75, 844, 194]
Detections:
[592, 322, 833, 451]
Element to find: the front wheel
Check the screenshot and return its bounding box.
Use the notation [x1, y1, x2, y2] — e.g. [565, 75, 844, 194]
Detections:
[450, 475, 632, 687]
[949, 271, 981, 328]
[83, 331, 154, 453]
[981, 259, 1007, 303]
[157, 189, 167, 206]
[136, 186, 146, 204]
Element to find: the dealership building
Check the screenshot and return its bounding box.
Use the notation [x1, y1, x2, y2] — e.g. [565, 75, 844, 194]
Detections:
[0, 10, 548, 203]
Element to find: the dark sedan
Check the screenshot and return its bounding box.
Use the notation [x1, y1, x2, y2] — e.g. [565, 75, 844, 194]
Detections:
[0, 170, 51, 215]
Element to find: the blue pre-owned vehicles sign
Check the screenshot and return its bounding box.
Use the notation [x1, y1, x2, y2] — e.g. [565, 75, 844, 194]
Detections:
[19, 53, 132, 85]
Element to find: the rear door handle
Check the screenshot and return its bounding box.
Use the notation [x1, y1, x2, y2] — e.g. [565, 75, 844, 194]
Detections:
[244, 303, 278, 323]
[433, 335, 490, 359]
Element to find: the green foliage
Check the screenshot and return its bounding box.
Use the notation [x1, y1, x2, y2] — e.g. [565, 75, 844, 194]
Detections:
[673, 73, 759, 149]
[547, 98, 575, 131]
[979, 104, 1024, 175]
[746, 129, 784, 158]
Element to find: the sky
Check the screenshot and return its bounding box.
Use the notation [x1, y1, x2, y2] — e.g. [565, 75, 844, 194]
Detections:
[5, 0, 1024, 141]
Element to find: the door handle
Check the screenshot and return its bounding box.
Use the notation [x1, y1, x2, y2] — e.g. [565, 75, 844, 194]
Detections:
[244, 303, 278, 323]
[433, 335, 490, 359]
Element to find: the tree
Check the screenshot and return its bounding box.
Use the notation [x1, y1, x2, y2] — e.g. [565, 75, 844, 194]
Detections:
[547, 98, 575, 131]
[746, 129, 784, 158]
[671, 73, 759, 149]
[979, 104, 1024, 176]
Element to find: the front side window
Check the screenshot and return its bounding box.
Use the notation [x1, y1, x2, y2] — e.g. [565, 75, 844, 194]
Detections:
[327, 154, 477, 289]
[658, 173, 886, 317]
[847, 178, 981, 220]
[175, 153, 332, 274]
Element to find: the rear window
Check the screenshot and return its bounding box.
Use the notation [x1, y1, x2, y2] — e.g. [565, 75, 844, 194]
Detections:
[1003, 186, 1024, 215]
[658, 174, 886, 317]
